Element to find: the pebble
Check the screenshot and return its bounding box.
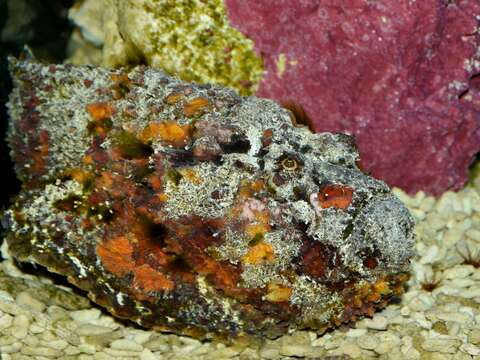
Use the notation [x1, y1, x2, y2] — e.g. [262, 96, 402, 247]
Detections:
[91, 315, 121, 330]
[260, 345, 280, 359]
[375, 333, 401, 354]
[130, 330, 152, 345]
[16, 291, 46, 312]
[110, 338, 144, 352]
[419, 245, 439, 264]
[436, 312, 472, 324]
[41, 330, 57, 342]
[433, 285, 460, 297]
[0, 313, 13, 330]
[46, 305, 70, 323]
[323, 337, 340, 350]
[21, 345, 63, 357]
[143, 337, 170, 352]
[442, 228, 463, 247]
[0, 290, 14, 303]
[0, 301, 21, 315]
[400, 306, 410, 316]
[466, 228, 480, 241]
[460, 287, 480, 299]
[413, 312, 433, 329]
[461, 342, 480, 356]
[43, 339, 69, 351]
[472, 270, 480, 281]
[171, 343, 200, 354]
[421, 338, 462, 354]
[401, 336, 420, 360]
[190, 344, 211, 356]
[29, 322, 45, 334]
[92, 352, 112, 360]
[32, 312, 50, 329]
[0, 342, 22, 354]
[64, 345, 82, 356]
[442, 266, 474, 280]
[208, 346, 240, 358]
[339, 341, 362, 358]
[346, 328, 367, 338]
[410, 208, 426, 221]
[360, 315, 389, 330]
[356, 334, 378, 350]
[0, 335, 16, 346]
[462, 197, 473, 215]
[103, 348, 149, 357]
[280, 343, 310, 357]
[408, 294, 435, 312]
[404, 348, 422, 360]
[241, 348, 261, 359]
[76, 323, 114, 336]
[469, 329, 480, 345]
[447, 322, 461, 336]
[80, 355, 100, 360]
[444, 278, 476, 288]
[139, 348, 158, 360]
[69, 309, 101, 323]
[54, 322, 81, 346]
[78, 343, 97, 355]
[180, 337, 202, 348]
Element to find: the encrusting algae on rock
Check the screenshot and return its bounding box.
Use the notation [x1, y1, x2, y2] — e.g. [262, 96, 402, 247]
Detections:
[3, 56, 415, 339]
[67, 0, 264, 96]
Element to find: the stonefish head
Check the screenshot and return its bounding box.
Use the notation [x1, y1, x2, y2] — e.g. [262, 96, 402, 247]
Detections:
[4, 58, 414, 339]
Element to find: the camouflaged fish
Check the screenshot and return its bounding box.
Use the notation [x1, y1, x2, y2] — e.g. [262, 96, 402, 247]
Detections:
[3, 57, 415, 339]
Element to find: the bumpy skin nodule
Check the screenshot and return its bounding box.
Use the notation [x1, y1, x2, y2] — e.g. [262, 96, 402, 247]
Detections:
[4, 58, 415, 339]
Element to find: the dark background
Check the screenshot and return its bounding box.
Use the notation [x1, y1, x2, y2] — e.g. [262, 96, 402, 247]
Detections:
[0, 0, 74, 258]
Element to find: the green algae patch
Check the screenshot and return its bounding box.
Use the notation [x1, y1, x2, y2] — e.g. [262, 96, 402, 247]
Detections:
[69, 0, 264, 96]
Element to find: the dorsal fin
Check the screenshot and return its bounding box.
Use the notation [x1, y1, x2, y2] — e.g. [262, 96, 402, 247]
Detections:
[281, 100, 315, 132]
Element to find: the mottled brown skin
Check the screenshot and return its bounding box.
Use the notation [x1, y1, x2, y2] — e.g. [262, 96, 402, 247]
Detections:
[4, 58, 414, 340]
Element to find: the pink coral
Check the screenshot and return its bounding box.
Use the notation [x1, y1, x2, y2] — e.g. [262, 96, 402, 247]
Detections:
[225, 0, 480, 195]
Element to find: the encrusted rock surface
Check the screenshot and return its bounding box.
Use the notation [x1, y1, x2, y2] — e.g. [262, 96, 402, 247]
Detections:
[224, 0, 480, 196]
[3, 58, 414, 339]
[0, 179, 479, 359]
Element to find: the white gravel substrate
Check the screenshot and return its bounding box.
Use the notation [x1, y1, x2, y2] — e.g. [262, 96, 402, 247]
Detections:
[1, 181, 480, 359]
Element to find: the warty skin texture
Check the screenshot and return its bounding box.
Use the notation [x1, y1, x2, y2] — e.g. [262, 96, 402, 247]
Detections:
[4, 58, 415, 339]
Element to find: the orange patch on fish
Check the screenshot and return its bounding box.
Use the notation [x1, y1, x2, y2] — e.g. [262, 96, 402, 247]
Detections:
[142, 121, 191, 147]
[242, 241, 275, 265]
[317, 184, 353, 210]
[183, 97, 210, 117]
[265, 283, 292, 302]
[164, 92, 184, 105]
[96, 236, 134, 276]
[180, 168, 202, 184]
[86, 102, 115, 121]
[133, 264, 174, 292]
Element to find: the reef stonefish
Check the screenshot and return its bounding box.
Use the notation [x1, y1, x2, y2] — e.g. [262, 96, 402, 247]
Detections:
[3, 57, 415, 339]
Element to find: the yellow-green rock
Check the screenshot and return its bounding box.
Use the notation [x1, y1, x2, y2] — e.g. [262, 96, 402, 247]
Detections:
[68, 0, 263, 95]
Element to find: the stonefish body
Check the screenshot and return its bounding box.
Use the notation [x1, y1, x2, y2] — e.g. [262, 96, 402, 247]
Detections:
[4, 58, 414, 339]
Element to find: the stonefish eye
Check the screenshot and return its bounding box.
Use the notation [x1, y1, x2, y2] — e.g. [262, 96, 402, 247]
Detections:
[278, 154, 303, 172]
[282, 158, 298, 171]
